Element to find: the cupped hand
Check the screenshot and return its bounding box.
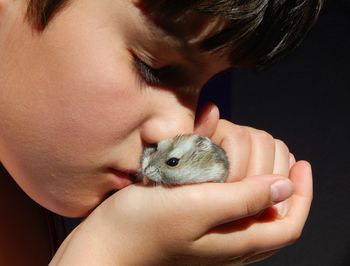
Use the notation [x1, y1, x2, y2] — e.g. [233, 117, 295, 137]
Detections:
[51, 103, 312, 265]
[50, 160, 312, 266]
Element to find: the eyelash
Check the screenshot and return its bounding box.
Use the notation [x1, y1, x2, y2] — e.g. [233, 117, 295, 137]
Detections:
[134, 57, 163, 86]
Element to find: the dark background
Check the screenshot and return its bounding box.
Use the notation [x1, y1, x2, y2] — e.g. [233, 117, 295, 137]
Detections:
[201, 1, 350, 265]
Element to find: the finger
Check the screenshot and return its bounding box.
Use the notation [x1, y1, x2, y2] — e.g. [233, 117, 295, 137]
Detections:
[194, 161, 312, 255]
[252, 161, 313, 248]
[287, 160, 313, 206]
[245, 127, 275, 177]
[175, 174, 294, 233]
[194, 102, 220, 138]
[272, 139, 290, 176]
[272, 150, 296, 218]
[211, 120, 251, 181]
[289, 153, 296, 169]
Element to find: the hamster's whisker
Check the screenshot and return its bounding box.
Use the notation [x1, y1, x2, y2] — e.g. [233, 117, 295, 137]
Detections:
[160, 180, 173, 189]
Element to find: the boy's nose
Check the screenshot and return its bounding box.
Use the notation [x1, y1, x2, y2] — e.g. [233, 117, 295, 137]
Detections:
[140, 107, 195, 145]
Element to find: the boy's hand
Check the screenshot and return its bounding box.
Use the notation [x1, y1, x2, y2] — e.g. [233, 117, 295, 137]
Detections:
[51, 104, 312, 265]
[51, 161, 312, 266]
[195, 103, 294, 181]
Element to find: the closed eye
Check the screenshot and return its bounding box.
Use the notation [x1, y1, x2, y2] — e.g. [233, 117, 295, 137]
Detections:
[133, 56, 190, 88]
[134, 57, 164, 85]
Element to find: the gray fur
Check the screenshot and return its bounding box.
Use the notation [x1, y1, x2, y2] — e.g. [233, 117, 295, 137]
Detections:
[140, 134, 229, 185]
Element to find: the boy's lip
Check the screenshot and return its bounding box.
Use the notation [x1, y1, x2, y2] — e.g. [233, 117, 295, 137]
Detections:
[108, 167, 138, 187]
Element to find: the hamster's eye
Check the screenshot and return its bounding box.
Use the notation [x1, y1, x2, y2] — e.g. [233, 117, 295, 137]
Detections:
[166, 157, 179, 167]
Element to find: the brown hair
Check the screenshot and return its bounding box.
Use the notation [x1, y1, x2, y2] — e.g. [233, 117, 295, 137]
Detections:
[26, 0, 324, 69]
[26, 0, 68, 29]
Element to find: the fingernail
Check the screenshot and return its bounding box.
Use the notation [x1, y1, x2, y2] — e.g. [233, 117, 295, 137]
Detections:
[271, 180, 293, 203]
[274, 201, 287, 217]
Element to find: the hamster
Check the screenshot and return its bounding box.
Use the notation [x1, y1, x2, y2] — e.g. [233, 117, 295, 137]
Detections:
[140, 134, 229, 185]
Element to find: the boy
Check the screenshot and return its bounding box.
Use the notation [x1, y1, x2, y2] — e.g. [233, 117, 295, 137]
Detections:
[0, 0, 322, 265]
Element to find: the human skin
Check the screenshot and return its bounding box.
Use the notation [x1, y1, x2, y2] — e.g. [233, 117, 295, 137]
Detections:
[0, 0, 313, 265]
[50, 162, 311, 265]
[0, 0, 232, 217]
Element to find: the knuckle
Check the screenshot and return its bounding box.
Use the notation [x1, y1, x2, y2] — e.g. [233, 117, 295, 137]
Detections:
[256, 129, 274, 142]
[275, 139, 289, 153]
[243, 192, 264, 216]
[217, 119, 233, 130]
[247, 127, 274, 144]
[240, 180, 272, 216]
[233, 125, 250, 141]
[218, 124, 250, 149]
[219, 118, 231, 125]
[224, 126, 250, 146]
[220, 120, 249, 140]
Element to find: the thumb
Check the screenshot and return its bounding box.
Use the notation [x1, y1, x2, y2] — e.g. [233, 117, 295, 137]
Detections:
[175, 175, 294, 228]
[194, 102, 220, 137]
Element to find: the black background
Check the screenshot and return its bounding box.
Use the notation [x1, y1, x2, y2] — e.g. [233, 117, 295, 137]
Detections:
[201, 1, 350, 265]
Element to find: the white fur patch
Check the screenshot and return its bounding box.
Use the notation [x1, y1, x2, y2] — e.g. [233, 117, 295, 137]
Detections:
[169, 135, 197, 158]
[141, 156, 150, 172]
[158, 139, 172, 152]
[200, 137, 212, 151]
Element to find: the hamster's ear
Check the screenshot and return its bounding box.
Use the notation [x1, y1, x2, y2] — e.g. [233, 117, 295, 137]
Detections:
[195, 136, 212, 152]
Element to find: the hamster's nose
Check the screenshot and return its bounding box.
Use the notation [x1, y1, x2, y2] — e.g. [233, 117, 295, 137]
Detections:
[140, 109, 195, 145]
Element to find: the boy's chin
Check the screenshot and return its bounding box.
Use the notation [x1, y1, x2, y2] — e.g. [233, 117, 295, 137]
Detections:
[40, 195, 104, 218]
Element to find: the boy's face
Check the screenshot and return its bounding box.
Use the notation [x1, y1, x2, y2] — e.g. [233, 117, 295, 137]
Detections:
[0, 0, 229, 216]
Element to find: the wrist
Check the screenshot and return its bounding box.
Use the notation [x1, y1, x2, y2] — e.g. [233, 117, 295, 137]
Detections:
[53, 207, 163, 266]
[50, 214, 127, 266]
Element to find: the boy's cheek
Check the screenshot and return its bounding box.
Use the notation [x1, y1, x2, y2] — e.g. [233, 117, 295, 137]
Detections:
[0, 127, 132, 216]
[1, 0, 154, 148]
